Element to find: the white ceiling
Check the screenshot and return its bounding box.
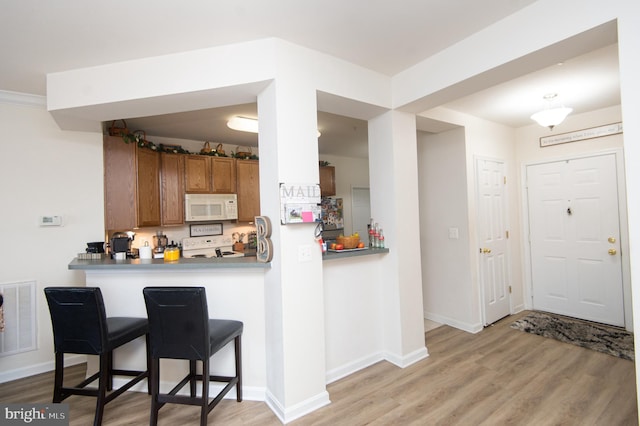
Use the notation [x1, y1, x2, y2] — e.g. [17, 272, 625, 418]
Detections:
[0, 0, 621, 158]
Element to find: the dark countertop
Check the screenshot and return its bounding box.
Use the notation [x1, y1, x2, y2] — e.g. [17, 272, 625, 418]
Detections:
[69, 256, 270, 270]
[322, 247, 389, 261]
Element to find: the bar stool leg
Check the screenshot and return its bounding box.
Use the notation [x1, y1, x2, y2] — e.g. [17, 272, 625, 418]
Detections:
[53, 352, 64, 403]
[95, 354, 109, 426]
[200, 359, 209, 426]
[150, 358, 160, 426]
[235, 335, 243, 402]
[189, 360, 197, 397]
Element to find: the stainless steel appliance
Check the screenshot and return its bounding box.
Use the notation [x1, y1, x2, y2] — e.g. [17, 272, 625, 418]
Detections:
[153, 231, 168, 257]
[181, 235, 244, 258]
[109, 231, 136, 258]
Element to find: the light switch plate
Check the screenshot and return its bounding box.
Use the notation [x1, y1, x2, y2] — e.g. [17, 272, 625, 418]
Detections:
[448, 227, 459, 239]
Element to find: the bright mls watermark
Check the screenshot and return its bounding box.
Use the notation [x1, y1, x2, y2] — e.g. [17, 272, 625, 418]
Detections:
[0, 404, 68, 425]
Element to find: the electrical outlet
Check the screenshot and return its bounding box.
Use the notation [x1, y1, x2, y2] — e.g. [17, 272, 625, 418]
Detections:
[298, 245, 312, 262]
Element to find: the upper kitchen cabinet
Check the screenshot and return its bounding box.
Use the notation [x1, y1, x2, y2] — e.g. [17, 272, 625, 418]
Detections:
[184, 155, 211, 193]
[236, 159, 260, 222]
[104, 136, 161, 230]
[319, 166, 336, 196]
[211, 157, 236, 193]
[185, 156, 236, 194]
[160, 152, 185, 226]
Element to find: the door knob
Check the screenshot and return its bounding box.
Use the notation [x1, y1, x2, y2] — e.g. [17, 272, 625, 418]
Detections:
[608, 248, 617, 255]
[608, 237, 616, 243]
[481, 248, 492, 254]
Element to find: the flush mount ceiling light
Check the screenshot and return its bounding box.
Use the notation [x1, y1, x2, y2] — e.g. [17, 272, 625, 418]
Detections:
[227, 116, 321, 137]
[530, 93, 573, 130]
[227, 116, 259, 133]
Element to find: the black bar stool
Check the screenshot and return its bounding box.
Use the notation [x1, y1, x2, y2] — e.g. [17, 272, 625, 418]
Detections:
[143, 287, 243, 426]
[44, 287, 150, 426]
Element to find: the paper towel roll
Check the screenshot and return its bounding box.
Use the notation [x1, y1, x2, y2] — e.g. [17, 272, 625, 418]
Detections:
[139, 245, 153, 259]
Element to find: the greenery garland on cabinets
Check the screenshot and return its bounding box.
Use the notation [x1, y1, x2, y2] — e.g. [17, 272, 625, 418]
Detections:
[120, 132, 258, 159]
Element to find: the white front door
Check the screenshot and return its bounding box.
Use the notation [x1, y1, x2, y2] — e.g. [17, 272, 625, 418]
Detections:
[477, 158, 511, 325]
[527, 154, 624, 326]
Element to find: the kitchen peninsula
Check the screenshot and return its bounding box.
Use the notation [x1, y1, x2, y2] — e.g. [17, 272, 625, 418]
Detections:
[67, 245, 389, 402]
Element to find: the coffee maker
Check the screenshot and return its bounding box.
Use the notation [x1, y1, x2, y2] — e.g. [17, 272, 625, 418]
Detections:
[110, 231, 135, 258]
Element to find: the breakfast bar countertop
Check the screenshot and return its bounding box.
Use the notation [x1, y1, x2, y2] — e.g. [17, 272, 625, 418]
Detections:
[69, 256, 270, 270]
[322, 247, 389, 261]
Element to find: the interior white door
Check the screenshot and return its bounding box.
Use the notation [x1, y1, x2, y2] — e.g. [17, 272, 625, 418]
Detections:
[477, 158, 511, 325]
[527, 154, 624, 326]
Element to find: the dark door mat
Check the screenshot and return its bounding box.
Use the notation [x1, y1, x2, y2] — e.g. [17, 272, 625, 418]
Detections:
[510, 311, 634, 361]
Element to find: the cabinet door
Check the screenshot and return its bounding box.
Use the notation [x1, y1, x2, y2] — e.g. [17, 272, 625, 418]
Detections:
[136, 148, 161, 227]
[319, 166, 336, 196]
[104, 136, 137, 230]
[211, 157, 237, 193]
[184, 155, 211, 193]
[236, 160, 260, 222]
[160, 153, 184, 226]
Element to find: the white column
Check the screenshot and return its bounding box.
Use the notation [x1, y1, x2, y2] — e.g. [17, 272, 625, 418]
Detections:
[257, 80, 329, 422]
[368, 110, 428, 364]
[617, 1, 640, 414]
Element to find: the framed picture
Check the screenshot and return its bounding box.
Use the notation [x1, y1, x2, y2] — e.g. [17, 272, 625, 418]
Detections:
[189, 223, 223, 237]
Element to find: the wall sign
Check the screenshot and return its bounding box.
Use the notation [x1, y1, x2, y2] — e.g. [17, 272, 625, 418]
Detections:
[540, 122, 623, 147]
[279, 183, 322, 224]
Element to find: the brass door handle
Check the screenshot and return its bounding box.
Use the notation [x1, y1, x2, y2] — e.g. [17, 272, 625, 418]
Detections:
[481, 248, 492, 254]
[608, 248, 617, 255]
[608, 237, 617, 243]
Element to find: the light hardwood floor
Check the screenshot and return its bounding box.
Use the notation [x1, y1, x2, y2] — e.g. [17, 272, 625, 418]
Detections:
[1, 311, 636, 425]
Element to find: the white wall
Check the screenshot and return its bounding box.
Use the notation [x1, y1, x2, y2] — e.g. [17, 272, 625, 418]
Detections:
[417, 127, 475, 330]
[0, 98, 104, 382]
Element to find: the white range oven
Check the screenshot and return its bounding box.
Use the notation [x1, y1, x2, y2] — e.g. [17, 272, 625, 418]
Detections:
[181, 235, 244, 258]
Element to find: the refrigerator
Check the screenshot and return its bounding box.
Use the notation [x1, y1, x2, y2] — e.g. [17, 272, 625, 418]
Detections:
[320, 197, 344, 241]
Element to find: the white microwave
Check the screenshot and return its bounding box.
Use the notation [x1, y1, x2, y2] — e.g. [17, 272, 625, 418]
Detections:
[185, 193, 238, 222]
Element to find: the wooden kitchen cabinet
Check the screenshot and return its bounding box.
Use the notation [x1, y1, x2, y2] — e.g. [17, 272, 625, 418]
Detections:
[211, 157, 236, 193]
[184, 155, 211, 193]
[319, 165, 336, 196]
[136, 148, 161, 227]
[184, 155, 236, 194]
[236, 159, 260, 222]
[103, 136, 161, 230]
[160, 152, 184, 225]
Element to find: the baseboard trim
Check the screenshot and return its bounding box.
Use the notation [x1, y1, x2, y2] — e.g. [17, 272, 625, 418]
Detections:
[0, 354, 86, 384]
[326, 352, 385, 384]
[265, 388, 331, 424]
[425, 311, 483, 334]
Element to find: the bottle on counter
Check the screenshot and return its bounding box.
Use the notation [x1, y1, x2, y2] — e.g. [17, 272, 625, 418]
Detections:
[369, 218, 375, 248]
[373, 223, 380, 248]
[378, 229, 385, 248]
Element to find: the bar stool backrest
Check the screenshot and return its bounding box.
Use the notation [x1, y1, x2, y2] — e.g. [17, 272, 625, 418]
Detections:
[143, 287, 210, 360]
[44, 287, 108, 355]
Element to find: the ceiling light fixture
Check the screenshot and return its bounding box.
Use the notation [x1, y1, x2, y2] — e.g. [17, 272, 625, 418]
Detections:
[227, 116, 259, 133]
[227, 116, 321, 137]
[530, 93, 573, 130]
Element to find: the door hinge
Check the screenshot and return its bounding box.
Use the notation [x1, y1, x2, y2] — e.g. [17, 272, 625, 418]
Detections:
[509, 286, 512, 294]
[506, 230, 509, 239]
[504, 176, 507, 184]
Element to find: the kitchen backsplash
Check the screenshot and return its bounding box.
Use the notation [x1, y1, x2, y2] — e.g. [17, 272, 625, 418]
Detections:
[130, 222, 257, 250]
